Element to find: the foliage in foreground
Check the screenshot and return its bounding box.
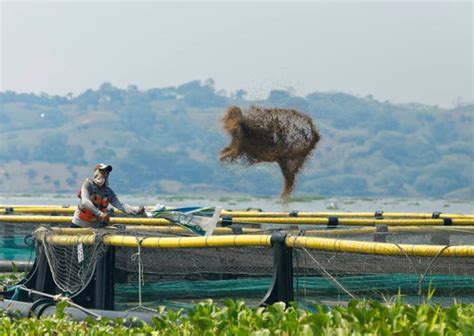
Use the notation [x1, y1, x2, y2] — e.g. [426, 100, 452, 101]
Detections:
[0, 299, 473, 335]
[0, 264, 27, 288]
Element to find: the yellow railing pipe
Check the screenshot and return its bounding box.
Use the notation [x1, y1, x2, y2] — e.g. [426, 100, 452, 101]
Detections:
[47, 225, 474, 237]
[43, 234, 272, 248]
[51, 226, 261, 235]
[2, 205, 473, 219]
[0, 215, 171, 225]
[230, 217, 474, 226]
[1, 207, 76, 214]
[286, 235, 474, 257]
[221, 211, 474, 219]
[38, 231, 474, 256]
[3, 215, 474, 226]
[301, 226, 474, 236]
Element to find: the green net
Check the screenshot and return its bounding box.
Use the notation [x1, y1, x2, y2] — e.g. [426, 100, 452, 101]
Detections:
[292, 226, 474, 306]
[114, 245, 274, 309]
[2, 219, 474, 309]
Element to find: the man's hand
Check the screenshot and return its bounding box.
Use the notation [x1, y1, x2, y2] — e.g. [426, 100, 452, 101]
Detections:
[99, 212, 110, 223]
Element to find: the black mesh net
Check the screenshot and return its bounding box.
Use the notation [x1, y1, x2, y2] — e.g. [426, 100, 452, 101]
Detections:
[2, 220, 474, 310]
[114, 245, 273, 309]
[0, 222, 37, 265]
[293, 227, 474, 307]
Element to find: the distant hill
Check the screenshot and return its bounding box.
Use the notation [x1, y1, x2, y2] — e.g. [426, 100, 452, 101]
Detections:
[1, 80, 473, 198]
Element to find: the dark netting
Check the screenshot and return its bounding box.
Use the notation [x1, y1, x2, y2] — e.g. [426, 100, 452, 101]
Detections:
[0, 222, 39, 236]
[114, 245, 274, 309]
[293, 226, 474, 306]
[293, 248, 474, 308]
[5, 221, 474, 310]
[0, 222, 38, 262]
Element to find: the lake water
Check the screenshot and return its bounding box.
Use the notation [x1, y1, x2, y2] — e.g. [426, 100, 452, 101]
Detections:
[1, 194, 473, 214]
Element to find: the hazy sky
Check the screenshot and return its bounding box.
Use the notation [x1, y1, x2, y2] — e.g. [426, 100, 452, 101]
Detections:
[1, 1, 472, 107]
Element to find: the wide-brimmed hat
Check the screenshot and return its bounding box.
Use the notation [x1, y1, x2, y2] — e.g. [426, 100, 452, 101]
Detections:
[94, 163, 113, 172]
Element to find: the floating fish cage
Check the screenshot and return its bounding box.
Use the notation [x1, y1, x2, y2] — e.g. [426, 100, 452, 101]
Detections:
[1, 207, 474, 314]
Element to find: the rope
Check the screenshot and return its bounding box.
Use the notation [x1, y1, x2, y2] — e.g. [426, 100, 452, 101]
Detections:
[294, 230, 308, 300]
[391, 243, 419, 275]
[18, 285, 102, 319]
[390, 242, 450, 297]
[10, 285, 21, 301]
[126, 237, 155, 313]
[299, 245, 356, 300]
[418, 245, 452, 293]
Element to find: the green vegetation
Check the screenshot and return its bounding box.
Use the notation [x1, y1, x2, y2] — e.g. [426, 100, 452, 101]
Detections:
[1, 81, 472, 198]
[0, 264, 26, 287]
[0, 299, 472, 335]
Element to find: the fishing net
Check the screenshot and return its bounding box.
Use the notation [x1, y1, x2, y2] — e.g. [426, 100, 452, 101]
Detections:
[114, 245, 274, 309]
[36, 227, 108, 296]
[27, 225, 274, 308]
[3, 217, 474, 309]
[220, 106, 320, 201]
[293, 250, 474, 306]
[292, 226, 474, 307]
[0, 222, 36, 263]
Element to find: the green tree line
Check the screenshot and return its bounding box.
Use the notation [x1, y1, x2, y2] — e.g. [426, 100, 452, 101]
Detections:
[0, 80, 472, 198]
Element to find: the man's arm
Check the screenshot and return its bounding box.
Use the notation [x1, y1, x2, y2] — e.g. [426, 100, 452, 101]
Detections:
[109, 189, 144, 215]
